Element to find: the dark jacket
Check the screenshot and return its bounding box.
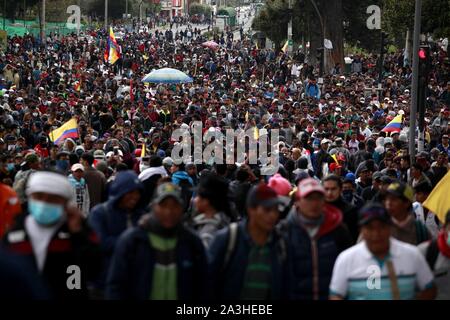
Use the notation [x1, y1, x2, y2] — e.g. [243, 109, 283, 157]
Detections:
[208, 220, 287, 300]
[105, 214, 208, 300]
[282, 205, 353, 300]
[327, 197, 359, 244]
[88, 171, 146, 287]
[2, 213, 101, 300]
[84, 166, 107, 209]
[0, 248, 50, 299]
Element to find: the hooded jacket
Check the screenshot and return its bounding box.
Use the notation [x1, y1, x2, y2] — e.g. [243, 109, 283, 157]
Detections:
[282, 204, 353, 300]
[171, 170, 194, 186]
[88, 171, 145, 287]
[106, 214, 208, 300]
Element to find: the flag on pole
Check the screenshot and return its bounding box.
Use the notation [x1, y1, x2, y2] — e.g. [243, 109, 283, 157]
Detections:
[281, 40, 289, 53]
[381, 114, 403, 133]
[254, 127, 259, 140]
[423, 171, 450, 223]
[141, 140, 147, 158]
[331, 154, 339, 164]
[104, 27, 121, 65]
[49, 118, 78, 145]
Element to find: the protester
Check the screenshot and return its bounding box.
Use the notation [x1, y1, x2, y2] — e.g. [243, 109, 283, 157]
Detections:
[2, 171, 101, 299]
[190, 173, 231, 248]
[329, 203, 437, 300]
[88, 170, 145, 294]
[208, 183, 286, 299]
[68, 163, 90, 217]
[106, 183, 208, 300]
[384, 181, 431, 245]
[282, 178, 353, 300]
[419, 210, 450, 300]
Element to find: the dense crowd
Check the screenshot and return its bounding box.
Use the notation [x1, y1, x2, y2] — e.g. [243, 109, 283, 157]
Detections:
[0, 19, 449, 300]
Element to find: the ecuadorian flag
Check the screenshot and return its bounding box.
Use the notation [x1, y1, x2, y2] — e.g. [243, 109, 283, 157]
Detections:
[49, 118, 78, 145]
[381, 114, 402, 133]
[104, 27, 121, 65]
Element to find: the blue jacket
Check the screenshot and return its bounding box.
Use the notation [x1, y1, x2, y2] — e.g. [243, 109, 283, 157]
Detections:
[282, 205, 352, 300]
[88, 171, 145, 286]
[305, 83, 321, 99]
[105, 215, 208, 300]
[208, 220, 287, 300]
[171, 170, 194, 186]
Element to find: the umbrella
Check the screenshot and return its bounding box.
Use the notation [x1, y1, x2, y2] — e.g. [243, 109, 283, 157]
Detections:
[141, 68, 193, 84]
[202, 40, 219, 50]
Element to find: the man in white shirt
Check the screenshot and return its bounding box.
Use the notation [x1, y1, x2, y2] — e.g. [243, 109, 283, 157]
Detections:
[329, 203, 437, 300]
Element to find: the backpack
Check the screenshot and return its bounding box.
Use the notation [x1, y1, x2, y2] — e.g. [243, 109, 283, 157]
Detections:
[425, 240, 440, 270]
[178, 178, 194, 213]
[222, 222, 287, 271]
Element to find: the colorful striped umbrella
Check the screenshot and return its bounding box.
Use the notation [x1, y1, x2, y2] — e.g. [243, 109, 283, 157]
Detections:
[141, 68, 193, 84]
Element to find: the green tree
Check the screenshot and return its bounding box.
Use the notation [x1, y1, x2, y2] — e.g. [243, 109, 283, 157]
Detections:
[252, 0, 290, 50]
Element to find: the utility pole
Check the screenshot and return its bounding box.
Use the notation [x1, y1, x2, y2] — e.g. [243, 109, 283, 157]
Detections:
[41, 0, 46, 44]
[3, 0, 6, 31]
[287, 0, 293, 55]
[105, 0, 108, 31]
[126, 0, 128, 19]
[409, 0, 422, 163]
[309, 0, 324, 76]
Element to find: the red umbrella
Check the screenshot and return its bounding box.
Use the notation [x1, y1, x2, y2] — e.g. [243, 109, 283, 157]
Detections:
[202, 40, 219, 50]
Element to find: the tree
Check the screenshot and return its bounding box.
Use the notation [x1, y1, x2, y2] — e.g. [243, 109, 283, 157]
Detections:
[189, 3, 212, 17]
[252, 0, 290, 50]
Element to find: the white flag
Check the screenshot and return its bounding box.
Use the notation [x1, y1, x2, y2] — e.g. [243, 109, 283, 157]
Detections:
[324, 39, 333, 49]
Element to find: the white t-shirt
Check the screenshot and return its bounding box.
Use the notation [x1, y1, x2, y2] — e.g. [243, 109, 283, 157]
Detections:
[329, 237, 434, 300]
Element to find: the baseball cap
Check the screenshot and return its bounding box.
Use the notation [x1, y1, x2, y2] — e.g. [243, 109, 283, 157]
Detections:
[358, 203, 391, 226]
[94, 150, 106, 159]
[380, 175, 393, 185]
[25, 153, 40, 164]
[153, 183, 184, 206]
[386, 181, 414, 202]
[297, 178, 325, 198]
[321, 138, 331, 145]
[372, 171, 382, 181]
[71, 163, 85, 172]
[246, 183, 280, 208]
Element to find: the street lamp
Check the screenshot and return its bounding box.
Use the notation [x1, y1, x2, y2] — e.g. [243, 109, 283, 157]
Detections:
[105, 0, 108, 30]
[308, 0, 325, 76]
[3, 0, 6, 31]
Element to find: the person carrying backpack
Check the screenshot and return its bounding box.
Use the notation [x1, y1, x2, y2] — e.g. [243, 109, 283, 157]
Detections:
[208, 183, 287, 300]
[106, 183, 208, 300]
[419, 210, 450, 300]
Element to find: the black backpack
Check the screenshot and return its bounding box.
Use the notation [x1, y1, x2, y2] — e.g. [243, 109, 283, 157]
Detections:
[425, 240, 440, 271]
[178, 178, 194, 213]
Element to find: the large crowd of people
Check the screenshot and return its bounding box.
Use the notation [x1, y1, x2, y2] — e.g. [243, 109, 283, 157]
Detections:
[0, 17, 449, 300]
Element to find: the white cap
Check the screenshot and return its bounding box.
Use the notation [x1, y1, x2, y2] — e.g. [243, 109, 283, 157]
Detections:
[71, 163, 85, 172]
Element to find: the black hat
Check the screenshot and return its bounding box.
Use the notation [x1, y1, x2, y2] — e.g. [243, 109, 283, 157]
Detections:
[359, 203, 391, 226]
